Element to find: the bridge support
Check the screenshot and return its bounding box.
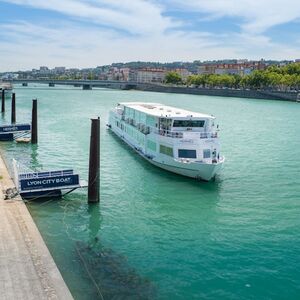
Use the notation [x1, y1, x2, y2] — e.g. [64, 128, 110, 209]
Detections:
[22, 83, 28, 87]
[49, 83, 55, 87]
[83, 84, 92, 90]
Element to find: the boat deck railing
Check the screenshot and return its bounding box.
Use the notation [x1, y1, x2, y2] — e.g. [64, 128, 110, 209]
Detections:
[118, 115, 218, 139]
[153, 128, 218, 139]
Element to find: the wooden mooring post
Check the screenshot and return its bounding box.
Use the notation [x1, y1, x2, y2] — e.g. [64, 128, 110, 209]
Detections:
[11, 93, 16, 124]
[1, 89, 5, 113]
[31, 99, 38, 144]
[88, 117, 100, 203]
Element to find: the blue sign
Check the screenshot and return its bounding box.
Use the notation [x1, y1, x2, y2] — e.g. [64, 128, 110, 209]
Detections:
[0, 124, 31, 133]
[20, 174, 80, 191]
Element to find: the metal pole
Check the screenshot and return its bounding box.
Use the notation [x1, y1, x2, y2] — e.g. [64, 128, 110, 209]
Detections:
[11, 93, 16, 123]
[88, 117, 100, 203]
[31, 99, 38, 144]
[1, 89, 5, 113]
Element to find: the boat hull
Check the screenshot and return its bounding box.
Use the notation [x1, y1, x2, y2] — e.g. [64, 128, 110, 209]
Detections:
[149, 157, 223, 181]
[109, 126, 223, 181]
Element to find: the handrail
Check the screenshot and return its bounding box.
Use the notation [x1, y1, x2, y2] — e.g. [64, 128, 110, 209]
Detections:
[152, 128, 218, 139]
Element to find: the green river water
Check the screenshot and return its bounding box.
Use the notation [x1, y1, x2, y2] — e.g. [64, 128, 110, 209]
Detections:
[1, 85, 300, 299]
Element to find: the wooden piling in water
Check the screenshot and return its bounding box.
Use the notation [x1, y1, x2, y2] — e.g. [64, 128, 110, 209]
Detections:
[88, 117, 100, 203]
[31, 99, 38, 144]
[11, 93, 16, 124]
[1, 89, 5, 113]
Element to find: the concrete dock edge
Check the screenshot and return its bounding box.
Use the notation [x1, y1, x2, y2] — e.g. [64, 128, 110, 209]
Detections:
[0, 154, 73, 300]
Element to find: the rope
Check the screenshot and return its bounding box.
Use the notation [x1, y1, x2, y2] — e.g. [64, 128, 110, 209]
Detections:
[62, 201, 104, 300]
[74, 243, 104, 300]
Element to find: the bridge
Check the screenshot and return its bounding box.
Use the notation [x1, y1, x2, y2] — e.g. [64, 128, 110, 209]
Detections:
[7, 79, 139, 90]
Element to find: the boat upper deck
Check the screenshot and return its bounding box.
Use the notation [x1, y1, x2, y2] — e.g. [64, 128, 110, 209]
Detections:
[118, 102, 215, 119]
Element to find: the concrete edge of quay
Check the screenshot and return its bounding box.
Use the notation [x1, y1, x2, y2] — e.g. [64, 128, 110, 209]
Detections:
[0, 153, 74, 300]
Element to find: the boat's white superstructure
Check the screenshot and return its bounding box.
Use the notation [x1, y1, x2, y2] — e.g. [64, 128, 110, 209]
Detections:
[108, 102, 224, 181]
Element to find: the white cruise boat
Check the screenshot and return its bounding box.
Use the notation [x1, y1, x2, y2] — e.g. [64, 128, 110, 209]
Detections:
[108, 102, 224, 181]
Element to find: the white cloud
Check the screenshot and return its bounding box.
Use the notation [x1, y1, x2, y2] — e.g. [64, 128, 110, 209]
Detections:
[0, 0, 299, 70]
[1, 0, 176, 35]
[0, 19, 299, 71]
[171, 0, 300, 34]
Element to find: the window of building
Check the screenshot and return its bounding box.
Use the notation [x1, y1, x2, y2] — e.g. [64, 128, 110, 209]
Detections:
[178, 149, 197, 158]
[203, 149, 211, 159]
[159, 145, 173, 157]
[173, 120, 205, 127]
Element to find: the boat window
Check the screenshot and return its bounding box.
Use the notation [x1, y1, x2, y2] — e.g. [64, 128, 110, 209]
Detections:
[173, 120, 205, 127]
[147, 140, 157, 152]
[159, 118, 173, 131]
[203, 149, 211, 159]
[160, 145, 173, 157]
[178, 149, 197, 158]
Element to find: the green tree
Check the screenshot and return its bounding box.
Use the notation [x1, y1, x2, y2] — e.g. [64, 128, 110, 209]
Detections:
[165, 72, 182, 84]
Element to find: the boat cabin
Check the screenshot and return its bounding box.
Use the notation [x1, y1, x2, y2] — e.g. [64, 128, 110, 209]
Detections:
[117, 102, 215, 135]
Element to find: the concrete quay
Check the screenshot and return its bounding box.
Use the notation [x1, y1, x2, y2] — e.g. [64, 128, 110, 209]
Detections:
[0, 154, 73, 300]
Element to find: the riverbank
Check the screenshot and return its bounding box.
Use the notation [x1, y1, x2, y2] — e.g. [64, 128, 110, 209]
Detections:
[0, 153, 73, 300]
[134, 84, 300, 101]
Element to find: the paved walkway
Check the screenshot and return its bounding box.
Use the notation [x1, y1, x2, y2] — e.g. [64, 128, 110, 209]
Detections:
[0, 155, 73, 300]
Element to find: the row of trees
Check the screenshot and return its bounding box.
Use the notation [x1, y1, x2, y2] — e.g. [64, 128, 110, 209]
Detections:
[165, 63, 300, 91]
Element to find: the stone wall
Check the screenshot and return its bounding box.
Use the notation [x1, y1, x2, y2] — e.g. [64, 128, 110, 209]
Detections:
[135, 84, 299, 102]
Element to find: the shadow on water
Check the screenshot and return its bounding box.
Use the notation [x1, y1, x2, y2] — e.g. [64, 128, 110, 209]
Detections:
[27, 197, 157, 299]
[75, 240, 156, 300]
[73, 203, 157, 300]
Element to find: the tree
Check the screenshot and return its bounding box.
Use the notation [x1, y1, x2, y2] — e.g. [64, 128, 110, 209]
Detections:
[165, 72, 182, 84]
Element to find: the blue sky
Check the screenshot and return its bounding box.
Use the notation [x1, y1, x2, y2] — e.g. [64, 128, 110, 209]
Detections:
[0, 0, 299, 71]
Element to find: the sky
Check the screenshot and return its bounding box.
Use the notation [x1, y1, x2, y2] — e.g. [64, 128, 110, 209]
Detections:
[0, 0, 300, 71]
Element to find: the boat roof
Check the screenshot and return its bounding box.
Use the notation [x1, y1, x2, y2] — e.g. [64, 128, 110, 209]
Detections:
[118, 102, 215, 119]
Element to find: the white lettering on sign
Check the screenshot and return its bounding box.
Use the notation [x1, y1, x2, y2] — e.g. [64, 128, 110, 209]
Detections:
[26, 177, 72, 186]
[179, 139, 194, 143]
[3, 127, 18, 132]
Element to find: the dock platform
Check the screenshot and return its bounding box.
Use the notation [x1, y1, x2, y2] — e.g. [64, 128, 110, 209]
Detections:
[0, 154, 73, 299]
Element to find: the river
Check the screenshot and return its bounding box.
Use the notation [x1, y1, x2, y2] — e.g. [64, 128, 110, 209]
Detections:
[1, 85, 300, 299]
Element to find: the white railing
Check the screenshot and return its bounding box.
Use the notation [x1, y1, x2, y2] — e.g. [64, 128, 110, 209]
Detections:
[153, 128, 218, 139]
[119, 115, 218, 139]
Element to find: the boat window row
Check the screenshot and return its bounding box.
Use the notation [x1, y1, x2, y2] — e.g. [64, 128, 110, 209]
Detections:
[159, 145, 173, 157]
[178, 149, 197, 159]
[173, 120, 205, 128]
[158, 146, 212, 159]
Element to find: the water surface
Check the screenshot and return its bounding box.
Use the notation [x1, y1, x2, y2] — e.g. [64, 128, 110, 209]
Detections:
[1, 85, 300, 299]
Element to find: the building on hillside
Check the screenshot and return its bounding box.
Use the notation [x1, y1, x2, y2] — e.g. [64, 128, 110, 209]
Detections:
[129, 68, 167, 83]
[173, 68, 192, 80]
[53, 67, 66, 74]
[197, 61, 266, 76]
[39, 66, 49, 74]
[119, 68, 130, 81]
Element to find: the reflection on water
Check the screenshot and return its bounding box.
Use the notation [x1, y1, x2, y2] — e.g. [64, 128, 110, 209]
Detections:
[30, 145, 43, 171]
[88, 204, 101, 244]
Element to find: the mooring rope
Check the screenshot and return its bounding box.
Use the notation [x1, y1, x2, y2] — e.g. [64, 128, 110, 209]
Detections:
[62, 200, 105, 300]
